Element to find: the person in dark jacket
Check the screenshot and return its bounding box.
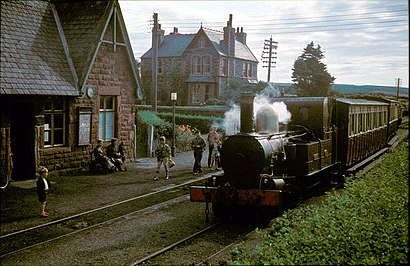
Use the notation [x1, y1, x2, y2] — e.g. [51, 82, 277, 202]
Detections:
[36, 166, 51, 217]
[191, 130, 206, 174]
[154, 136, 172, 181]
[93, 140, 115, 172]
[106, 138, 124, 171]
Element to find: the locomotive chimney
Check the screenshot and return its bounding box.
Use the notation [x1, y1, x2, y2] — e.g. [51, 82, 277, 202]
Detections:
[240, 93, 255, 133]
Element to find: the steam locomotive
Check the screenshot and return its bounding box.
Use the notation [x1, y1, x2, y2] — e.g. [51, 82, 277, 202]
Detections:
[190, 93, 401, 217]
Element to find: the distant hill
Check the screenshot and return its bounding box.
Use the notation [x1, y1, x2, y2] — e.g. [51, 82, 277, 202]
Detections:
[275, 83, 408, 97]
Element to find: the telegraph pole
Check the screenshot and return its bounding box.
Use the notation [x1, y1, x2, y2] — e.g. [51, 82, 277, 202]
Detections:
[152, 13, 158, 112]
[261, 37, 278, 82]
[395, 78, 401, 101]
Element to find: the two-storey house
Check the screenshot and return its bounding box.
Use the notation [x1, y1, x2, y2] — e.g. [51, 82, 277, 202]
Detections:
[141, 14, 258, 106]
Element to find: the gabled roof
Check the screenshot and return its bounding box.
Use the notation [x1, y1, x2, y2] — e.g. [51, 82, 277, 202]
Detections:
[202, 28, 258, 62]
[54, 1, 109, 91]
[1, 0, 143, 99]
[0, 0, 78, 96]
[141, 34, 195, 59]
[141, 27, 258, 63]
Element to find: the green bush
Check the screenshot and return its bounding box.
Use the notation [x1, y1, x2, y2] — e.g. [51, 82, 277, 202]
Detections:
[230, 139, 409, 265]
[136, 111, 223, 156]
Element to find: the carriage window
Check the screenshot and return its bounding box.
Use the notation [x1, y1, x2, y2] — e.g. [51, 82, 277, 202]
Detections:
[44, 98, 66, 147]
[358, 114, 362, 132]
[368, 113, 372, 130]
[355, 114, 359, 134]
[350, 114, 355, 136]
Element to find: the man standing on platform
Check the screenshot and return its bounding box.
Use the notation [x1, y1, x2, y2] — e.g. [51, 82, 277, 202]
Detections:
[191, 130, 206, 175]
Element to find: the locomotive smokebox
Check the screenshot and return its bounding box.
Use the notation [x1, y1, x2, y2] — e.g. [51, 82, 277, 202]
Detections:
[240, 93, 255, 133]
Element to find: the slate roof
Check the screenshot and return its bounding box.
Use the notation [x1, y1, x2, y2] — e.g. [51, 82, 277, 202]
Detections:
[141, 27, 258, 63]
[55, 1, 109, 89]
[0, 0, 78, 96]
[203, 28, 258, 62]
[1, 0, 143, 99]
[141, 34, 195, 58]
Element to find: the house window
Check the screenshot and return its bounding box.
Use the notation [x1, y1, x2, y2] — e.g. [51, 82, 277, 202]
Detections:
[99, 96, 116, 141]
[205, 85, 211, 101]
[172, 58, 181, 70]
[242, 62, 247, 77]
[44, 98, 66, 147]
[202, 55, 210, 74]
[191, 85, 200, 104]
[221, 58, 227, 76]
[248, 63, 253, 77]
[199, 37, 206, 48]
[192, 56, 201, 74]
[157, 58, 163, 74]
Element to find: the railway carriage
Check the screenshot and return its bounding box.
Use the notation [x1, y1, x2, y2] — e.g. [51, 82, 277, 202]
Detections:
[190, 93, 401, 217]
[333, 98, 390, 168]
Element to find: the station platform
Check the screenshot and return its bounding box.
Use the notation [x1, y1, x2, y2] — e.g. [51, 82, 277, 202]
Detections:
[1, 151, 218, 236]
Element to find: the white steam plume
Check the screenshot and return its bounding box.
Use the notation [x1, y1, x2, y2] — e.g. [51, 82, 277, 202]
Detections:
[222, 83, 292, 135]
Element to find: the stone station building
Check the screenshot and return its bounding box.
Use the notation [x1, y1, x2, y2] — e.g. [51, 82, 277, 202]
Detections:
[0, 0, 143, 179]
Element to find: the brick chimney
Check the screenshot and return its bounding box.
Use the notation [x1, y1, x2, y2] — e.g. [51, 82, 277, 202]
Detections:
[158, 24, 165, 44]
[223, 14, 235, 57]
[235, 27, 247, 44]
[170, 27, 178, 35]
[222, 14, 235, 77]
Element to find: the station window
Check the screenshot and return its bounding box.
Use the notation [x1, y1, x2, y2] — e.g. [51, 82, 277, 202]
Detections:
[99, 96, 116, 141]
[44, 98, 66, 147]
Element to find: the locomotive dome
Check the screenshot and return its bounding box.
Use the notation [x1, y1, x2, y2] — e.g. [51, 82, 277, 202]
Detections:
[256, 105, 279, 133]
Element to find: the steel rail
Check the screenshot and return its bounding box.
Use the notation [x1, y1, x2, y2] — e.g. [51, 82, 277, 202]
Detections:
[0, 172, 219, 239]
[0, 195, 191, 258]
[130, 222, 221, 266]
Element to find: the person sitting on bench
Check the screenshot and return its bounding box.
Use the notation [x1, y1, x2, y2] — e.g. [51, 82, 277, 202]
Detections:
[106, 138, 125, 171]
[93, 139, 115, 172]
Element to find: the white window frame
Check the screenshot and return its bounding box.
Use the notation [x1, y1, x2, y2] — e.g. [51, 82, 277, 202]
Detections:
[192, 56, 201, 74]
[99, 96, 116, 141]
[44, 98, 66, 147]
[191, 85, 200, 104]
[202, 55, 210, 74]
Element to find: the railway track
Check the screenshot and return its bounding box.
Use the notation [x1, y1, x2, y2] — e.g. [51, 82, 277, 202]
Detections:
[0, 174, 215, 258]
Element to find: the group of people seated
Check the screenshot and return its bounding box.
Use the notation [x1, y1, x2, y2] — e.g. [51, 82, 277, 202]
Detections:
[93, 138, 126, 172]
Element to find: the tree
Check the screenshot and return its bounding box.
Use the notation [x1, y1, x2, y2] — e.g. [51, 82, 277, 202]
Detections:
[291, 42, 336, 96]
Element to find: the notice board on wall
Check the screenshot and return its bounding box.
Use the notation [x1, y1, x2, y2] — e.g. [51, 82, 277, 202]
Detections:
[78, 107, 92, 146]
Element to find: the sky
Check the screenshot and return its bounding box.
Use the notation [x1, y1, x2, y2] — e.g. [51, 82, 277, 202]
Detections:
[119, 0, 408, 88]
